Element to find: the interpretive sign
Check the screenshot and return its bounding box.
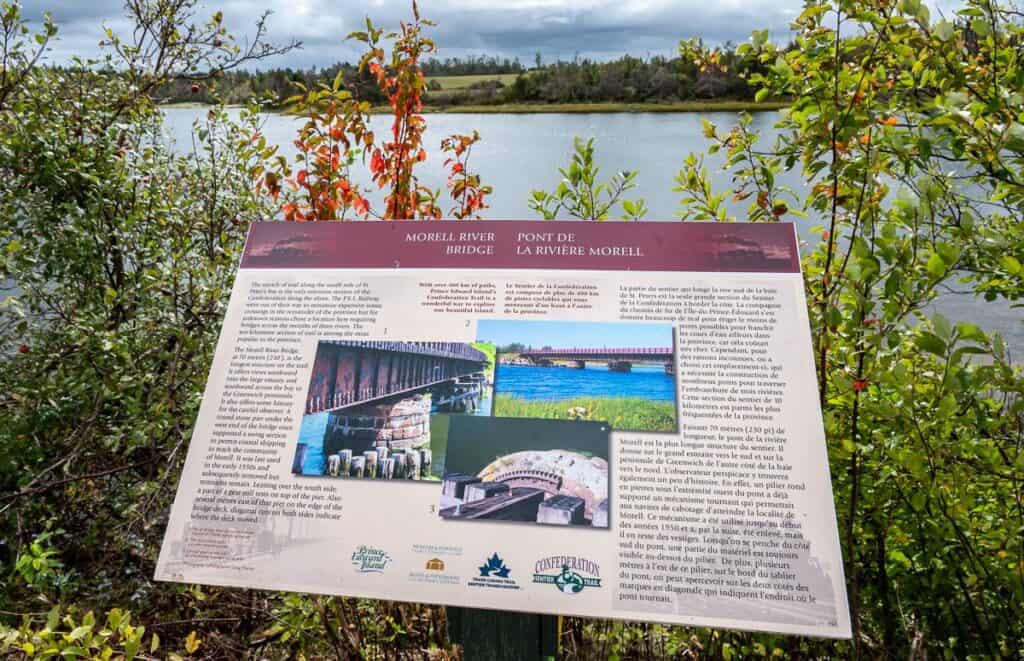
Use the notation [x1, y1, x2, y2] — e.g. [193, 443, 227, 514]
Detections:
[156, 220, 851, 638]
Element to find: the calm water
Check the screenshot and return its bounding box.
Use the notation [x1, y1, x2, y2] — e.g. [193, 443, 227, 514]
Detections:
[160, 108, 1022, 358]
[297, 411, 330, 474]
[495, 363, 675, 402]
[162, 108, 804, 224]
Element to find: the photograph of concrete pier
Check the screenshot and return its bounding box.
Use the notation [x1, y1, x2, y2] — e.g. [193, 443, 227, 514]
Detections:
[439, 417, 610, 529]
[291, 340, 495, 481]
[479, 320, 678, 433]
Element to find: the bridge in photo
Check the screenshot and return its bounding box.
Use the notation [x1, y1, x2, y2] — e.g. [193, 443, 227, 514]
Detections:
[514, 346, 674, 373]
[305, 341, 489, 415]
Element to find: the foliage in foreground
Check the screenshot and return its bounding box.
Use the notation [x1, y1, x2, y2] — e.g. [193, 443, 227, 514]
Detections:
[0, 0, 1021, 659]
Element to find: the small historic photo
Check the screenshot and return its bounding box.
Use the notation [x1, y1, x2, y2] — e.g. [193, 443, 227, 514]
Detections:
[478, 319, 678, 433]
[439, 416, 610, 529]
[291, 340, 495, 481]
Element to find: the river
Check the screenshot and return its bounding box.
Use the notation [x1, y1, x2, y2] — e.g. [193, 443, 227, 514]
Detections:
[495, 363, 675, 403]
[156, 107, 1018, 358]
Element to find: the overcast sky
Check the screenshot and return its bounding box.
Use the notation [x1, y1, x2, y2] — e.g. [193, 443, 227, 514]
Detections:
[20, 0, 810, 70]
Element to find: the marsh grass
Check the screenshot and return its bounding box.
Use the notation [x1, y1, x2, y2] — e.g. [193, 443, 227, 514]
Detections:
[493, 395, 677, 433]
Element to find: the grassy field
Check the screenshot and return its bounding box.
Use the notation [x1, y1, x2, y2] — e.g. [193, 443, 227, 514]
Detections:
[426, 73, 521, 90]
[493, 395, 677, 433]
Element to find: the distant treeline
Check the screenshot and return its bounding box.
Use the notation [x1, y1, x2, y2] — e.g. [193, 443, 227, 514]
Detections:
[157, 49, 773, 107]
[421, 55, 525, 76]
[493, 52, 766, 106]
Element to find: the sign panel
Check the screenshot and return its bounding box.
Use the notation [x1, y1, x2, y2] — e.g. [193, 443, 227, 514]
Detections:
[156, 220, 851, 638]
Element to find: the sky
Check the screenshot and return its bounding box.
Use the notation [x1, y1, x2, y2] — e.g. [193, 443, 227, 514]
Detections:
[19, 0, 811, 71]
[476, 320, 672, 349]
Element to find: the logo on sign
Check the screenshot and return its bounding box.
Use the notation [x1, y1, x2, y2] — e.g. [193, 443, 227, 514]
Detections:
[351, 546, 391, 573]
[409, 556, 457, 585]
[532, 556, 601, 593]
[478, 553, 511, 578]
[468, 553, 520, 590]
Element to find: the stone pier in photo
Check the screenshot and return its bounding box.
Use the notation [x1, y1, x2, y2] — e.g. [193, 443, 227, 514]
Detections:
[442, 473, 482, 499]
[464, 481, 509, 502]
[537, 495, 587, 525]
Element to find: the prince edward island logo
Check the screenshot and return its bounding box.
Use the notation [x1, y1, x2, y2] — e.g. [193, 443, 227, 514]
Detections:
[351, 546, 391, 573]
[468, 553, 520, 590]
[532, 556, 601, 594]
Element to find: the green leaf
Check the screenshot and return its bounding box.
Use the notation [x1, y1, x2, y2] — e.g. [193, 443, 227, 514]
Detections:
[933, 313, 952, 341]
[970, 18, 991, 37]
[68, 625, 91, 641]
[889, 549, 913, 569]
[898, 0, 921, 16]
[956, 322, 986, 342]
[915, 332, 947, 356]
[926, 252, 946, 279]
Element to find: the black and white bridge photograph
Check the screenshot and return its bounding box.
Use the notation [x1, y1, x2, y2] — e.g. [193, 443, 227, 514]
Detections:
[291, 340, 495, 481]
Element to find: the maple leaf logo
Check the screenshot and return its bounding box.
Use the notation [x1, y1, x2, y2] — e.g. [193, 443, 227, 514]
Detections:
[478, 553, 511, 578]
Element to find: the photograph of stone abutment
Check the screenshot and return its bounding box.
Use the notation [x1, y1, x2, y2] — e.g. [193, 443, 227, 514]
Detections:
[438, 416, 610, 529]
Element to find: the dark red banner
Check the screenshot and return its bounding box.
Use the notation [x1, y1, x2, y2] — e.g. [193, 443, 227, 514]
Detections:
[240, 220, 800, 273]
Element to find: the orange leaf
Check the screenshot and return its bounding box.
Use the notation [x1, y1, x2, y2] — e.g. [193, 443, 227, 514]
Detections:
[353, 196, 370, 216]
[370, 150, 385, 176]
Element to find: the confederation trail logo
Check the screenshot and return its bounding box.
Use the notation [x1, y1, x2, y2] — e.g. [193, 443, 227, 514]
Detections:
[532, 556, 602, 594]
[468, 553, 520, 590]
[351, 545, 391, 573]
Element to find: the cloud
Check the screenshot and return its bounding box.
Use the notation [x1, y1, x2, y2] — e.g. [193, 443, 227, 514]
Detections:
[20, 0, 807, 70]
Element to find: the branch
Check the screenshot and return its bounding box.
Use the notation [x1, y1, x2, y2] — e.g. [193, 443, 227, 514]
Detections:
[0, 458, 155, 509]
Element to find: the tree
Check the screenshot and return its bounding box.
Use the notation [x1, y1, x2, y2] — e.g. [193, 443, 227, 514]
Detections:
[0, 1, 291, 655]
[675, 1, 1024, 656]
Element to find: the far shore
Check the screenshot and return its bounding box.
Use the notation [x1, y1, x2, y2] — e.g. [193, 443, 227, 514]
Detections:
[159, 99, 789, 114]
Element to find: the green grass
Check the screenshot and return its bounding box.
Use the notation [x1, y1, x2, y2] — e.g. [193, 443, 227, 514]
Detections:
[493, 395, 677, 433]
[426, 73, 521, 90]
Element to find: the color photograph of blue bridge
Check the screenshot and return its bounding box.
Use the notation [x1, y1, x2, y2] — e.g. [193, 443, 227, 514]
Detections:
[478, 320, 678, 433]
